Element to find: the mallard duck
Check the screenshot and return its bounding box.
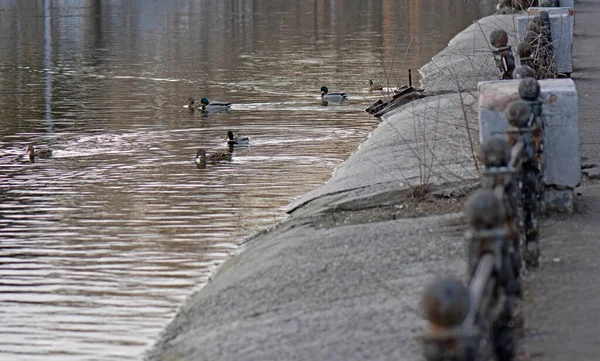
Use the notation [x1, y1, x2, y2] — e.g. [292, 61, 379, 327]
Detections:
[184, 97, 232, 112]
[194, 148, 232, 166]
[183, 97, 197, 110]
[225, 130, 250, 146]
[22, 144, 52, 162]
[200, 97, 232, 112]
[320, 86, 347, 102]
[14, 145, 35, 163]
[367, 79, 384, 91]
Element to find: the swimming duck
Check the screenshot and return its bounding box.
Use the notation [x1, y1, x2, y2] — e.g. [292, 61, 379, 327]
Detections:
[367, 79, 384, 91]
[183, 97, 197, 110]
[13, 145, 35, 163]
[320, 86, 347, 102]
[184, 97, 232, 113]
[200, 97, 232, 112]
[194, 148, 232, 167]
[225, 130, 250, 146]
[24, 144, 52, 162]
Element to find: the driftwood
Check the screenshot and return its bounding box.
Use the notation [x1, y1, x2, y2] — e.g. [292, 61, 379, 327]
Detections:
[365, 86, 426, 118]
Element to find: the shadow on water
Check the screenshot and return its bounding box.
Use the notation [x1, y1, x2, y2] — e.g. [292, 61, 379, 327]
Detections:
[0, 0, 496, 360]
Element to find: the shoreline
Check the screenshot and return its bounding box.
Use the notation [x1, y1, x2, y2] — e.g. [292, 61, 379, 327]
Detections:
[145, 13, 520, 361]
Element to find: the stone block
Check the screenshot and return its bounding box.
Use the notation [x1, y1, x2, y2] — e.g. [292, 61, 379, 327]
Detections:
[543, 187, 574, 213]
[517, 12, 573, 74]
[526, 7, 573, 35]
[478, 78, 580, 189]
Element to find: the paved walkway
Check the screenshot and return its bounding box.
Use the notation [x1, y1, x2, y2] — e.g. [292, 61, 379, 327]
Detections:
[522, 0, 600, 359]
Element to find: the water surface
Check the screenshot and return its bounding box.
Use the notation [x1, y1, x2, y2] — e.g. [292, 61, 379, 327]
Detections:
[0, 1, 495, 360]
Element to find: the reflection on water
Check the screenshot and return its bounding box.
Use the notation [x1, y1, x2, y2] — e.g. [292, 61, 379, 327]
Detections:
[0, 0, 495, 360]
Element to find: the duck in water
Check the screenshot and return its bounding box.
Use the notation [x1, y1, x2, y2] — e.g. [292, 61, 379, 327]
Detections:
[320, 86, 348, 102]
[18, 144, 52, 163]
[367, 79, 384, 91]
[194, 148, 232, 169]
[184, 97, 231, 113]
[225, 130, 250, 146]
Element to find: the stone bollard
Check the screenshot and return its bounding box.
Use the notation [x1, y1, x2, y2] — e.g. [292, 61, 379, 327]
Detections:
[478, 78, 579, 213]
[528, 6, 574, 35]
[490, 29, 516, 80]
[517, 9, 573, 76]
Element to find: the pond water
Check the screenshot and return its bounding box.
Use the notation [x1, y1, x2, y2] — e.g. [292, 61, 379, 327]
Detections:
[0, 1, 495, 360]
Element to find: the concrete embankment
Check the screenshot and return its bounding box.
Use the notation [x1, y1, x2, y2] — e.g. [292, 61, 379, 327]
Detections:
[146, 14, 518, 361]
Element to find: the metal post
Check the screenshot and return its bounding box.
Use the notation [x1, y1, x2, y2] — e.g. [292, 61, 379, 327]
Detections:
[421, 278, 478, 361]
[513, 65, 536, 79]
[420, 189, 518, 361]
[518, 78, 544, 172]
[516, 42, 535, 71]
[490, 29, 516, 80]
[479, 137, 524, 283]
[464, 190, 517, 361]
[539, 12, 556, 78]
[505, 100, 541, 267]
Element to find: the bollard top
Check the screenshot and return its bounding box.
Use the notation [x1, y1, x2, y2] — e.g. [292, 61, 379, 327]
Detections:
[517, 42, 533, 58]
[465, 189, 505, 229]
[506, 100, 532, 127]
[422, 278, 470, 328]
[480, 137, 511, 167]
[490, 29, 509, 48]
[519, 77, 541, 100]
[513, 65, 536, 79]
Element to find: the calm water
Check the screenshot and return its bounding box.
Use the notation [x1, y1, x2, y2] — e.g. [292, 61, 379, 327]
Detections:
[0, 1, 494, 360]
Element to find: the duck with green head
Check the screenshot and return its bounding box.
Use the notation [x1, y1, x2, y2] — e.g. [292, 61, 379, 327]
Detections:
[184, 97, 232, 113]
[225, 130, 250, 146]
[320, 86, 347, 102]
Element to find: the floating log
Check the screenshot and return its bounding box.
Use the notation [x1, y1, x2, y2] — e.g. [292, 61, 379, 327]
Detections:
[364, 86, 426, 118]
